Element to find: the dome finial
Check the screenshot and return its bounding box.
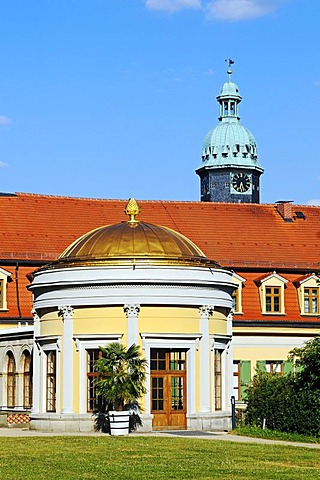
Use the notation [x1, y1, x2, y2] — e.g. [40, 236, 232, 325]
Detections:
[125, 198, 141, 224]
[225, 58, 234, 81]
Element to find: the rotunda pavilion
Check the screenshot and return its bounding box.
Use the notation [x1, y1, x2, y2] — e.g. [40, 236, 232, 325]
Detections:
[29, 199, 236, 432]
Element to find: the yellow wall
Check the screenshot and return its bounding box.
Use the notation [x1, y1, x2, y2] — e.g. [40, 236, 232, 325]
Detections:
[39, 305, 229, 339]
[40, 310, 63, 337]
[73, 306, 126, 336]
[233, 326, 319, 336]
[38, 303, 230, 414]
[209, 310, 228, 335]
[139, 306, 200, 335]
[233, 326, 318, 377]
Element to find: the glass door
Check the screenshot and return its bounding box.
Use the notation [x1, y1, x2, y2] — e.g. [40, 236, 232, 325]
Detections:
[151, 349, 187, 430]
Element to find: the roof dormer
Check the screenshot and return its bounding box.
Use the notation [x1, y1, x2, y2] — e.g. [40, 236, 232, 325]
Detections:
[255, 272, 288, 315]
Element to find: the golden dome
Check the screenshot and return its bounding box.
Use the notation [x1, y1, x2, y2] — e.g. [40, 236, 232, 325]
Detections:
[55, 199, 219, 268]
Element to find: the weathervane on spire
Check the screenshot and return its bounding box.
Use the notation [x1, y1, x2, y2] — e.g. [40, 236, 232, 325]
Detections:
[225, 58, 234, 80]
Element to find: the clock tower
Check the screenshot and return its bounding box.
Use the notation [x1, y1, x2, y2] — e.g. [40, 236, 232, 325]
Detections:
[196, 62, 264, 203]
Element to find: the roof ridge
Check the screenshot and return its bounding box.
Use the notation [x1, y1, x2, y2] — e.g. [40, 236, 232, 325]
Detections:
[16, 193, 126, 202]
[8, 193, 320, 209]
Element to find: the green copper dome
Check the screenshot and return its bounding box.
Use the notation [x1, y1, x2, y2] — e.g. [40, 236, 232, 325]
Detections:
[196, 66, 264, 173]
[201, 121, 261, 169]
[218, 80, 241, 99]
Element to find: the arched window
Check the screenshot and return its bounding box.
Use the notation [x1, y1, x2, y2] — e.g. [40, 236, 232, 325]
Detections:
[23, 351, 33, 409]
[7, 352, 16, 408]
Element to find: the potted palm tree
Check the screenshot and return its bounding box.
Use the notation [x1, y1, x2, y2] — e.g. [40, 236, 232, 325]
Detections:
[94, 342, 147, 435]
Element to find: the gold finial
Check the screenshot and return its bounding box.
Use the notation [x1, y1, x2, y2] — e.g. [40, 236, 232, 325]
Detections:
[125, 198, 141, 224]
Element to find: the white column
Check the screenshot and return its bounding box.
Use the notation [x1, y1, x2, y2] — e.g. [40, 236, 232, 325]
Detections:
[227, 308, 233, 337]
[199, 305, 214, 413]
[31, 309, 41, 414]
[124, 304, 140, 347]
[226, 309, 234, 411]
[59, 306, 74, 414]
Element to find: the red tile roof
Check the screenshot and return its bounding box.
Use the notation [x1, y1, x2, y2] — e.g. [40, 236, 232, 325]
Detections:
[235, 272, 319, 324]
[0, 193, 319, 323]
[0, 193, 318, 270]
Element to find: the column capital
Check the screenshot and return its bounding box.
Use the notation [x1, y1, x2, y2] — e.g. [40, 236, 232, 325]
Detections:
[58, 305, 74, 319]
[32, 309, 40, 337]
[31, 309, 40, 321]
[124, 304, 140, 317]
[199, 305, 214, 317]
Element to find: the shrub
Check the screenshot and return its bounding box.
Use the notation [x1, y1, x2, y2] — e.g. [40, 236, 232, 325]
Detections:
[245, 337, 320, 437]
[245, 371, 298, 432]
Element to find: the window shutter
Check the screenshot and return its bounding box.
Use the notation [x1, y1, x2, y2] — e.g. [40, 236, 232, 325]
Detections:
[256, 360, 266, 372]
[240, 360, 251, 400]
[283, 361, 293, 374]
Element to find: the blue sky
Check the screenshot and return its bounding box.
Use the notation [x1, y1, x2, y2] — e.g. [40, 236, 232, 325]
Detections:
[0, 0, 319, 205]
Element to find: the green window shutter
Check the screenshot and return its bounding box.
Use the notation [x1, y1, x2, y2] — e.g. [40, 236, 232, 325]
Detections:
[240, 360, 251, 400]
[256, 360, 266, 372]
[283, 360, 293, 375]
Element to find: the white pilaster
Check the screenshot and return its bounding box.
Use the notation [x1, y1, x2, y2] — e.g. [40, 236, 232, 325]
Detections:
[226, 309, 234, 410]
[199, 305, 214, 413]
[124, 304, 140, 347]
[59, 305, 74, 414]
[31, 310, 41, 413]
[227, 308, 233, 337]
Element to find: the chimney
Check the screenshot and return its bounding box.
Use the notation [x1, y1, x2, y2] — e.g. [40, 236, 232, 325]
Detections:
[275, 201, 293, 222]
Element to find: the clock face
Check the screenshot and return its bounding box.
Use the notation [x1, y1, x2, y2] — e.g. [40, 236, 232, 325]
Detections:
[232, 173, 251, 193]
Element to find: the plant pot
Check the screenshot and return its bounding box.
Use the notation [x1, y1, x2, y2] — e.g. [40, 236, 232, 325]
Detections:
[108, 411, 130, 436]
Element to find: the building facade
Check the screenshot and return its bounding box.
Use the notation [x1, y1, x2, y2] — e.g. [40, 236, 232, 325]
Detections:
[0, 66, 319, 431]
[0, 193, 318, 431]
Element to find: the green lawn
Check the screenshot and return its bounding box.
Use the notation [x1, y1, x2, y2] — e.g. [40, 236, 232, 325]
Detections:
[0, 436, 319, 480]
[234, 426, 320, 444]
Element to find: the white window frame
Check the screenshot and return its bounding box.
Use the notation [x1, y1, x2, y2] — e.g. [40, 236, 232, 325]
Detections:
[266, 360, 283, 374]
[0, 268, 12, 311]
[258, 272, 288, 315]
[74, 334, 122, 414]
[211, 336, 232, 412]
[140, 333, 201, 416]
[39, 338, 61, 414]
[296, 274, 320, 316]
[231, 273, 246, 314]
[232, 361, 240, 401]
